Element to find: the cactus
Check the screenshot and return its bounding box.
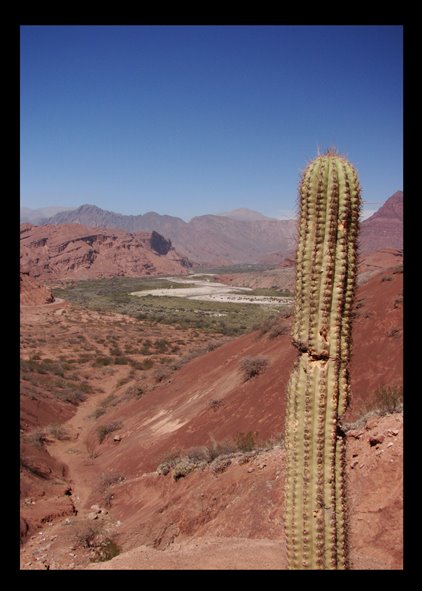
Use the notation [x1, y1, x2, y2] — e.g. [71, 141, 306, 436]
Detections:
[284, 149, 361, 569]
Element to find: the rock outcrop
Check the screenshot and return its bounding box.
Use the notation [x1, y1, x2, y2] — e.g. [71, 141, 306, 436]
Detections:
[359, 191, 403, 254]
[20, 223, 191, 281]
[20, 272, 55, 306]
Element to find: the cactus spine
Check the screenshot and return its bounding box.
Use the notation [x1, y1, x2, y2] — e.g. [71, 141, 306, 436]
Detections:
[284, 150, 361, 569]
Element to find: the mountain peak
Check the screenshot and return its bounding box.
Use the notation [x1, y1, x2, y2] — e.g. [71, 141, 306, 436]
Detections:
[220, 208, 274, 222]
[364, 191, 403, 223]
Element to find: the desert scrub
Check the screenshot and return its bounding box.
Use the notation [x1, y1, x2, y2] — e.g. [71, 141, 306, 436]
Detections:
[99, 472, 125, 491]
[90, 538, 121, 563]
[48, 424, 70, 440]
[240, 356, 269, 381]
[234, 431, 257, 452]
[123, 384, 144, 400]
[54, 277, 289, 335]
[26, 429, 48, 449]
[373, 384, 403, 415]
[97, 421, 122, 443]
[55, 388, 87, 405]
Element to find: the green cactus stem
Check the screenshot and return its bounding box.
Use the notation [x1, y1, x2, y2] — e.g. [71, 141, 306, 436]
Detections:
[284, 150, 361, 569]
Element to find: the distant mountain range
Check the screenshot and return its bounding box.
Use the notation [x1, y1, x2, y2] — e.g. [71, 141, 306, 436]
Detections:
[20, 206, 76, 225]
[21, 192, 403, 265]
[36, 206, 297, 265]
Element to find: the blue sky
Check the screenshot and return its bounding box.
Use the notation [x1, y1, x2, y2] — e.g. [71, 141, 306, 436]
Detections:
[20, 25, 403, 220]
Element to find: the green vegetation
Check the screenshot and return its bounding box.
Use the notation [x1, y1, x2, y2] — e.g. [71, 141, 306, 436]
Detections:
[193, 263, 277, 274]
[21, 357, 94, 405]
[233, 287, 293, 297]
[54, 276, 291, 335]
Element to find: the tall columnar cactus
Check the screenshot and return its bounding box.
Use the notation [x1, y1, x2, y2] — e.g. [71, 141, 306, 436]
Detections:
[284, 150, 361, 569]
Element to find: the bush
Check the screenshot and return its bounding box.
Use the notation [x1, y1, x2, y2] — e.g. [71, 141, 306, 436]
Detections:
[26, 430, 47, 449]
[56, 388, 87, 405]
[99, 472, 125, 490]
[48, 424, 70, 440]
[240, 356, 269, 381]
[113, 356, 130, 365]
[97, 421, 122, 443]
[123, 384, 144, 400]
[209, 399, 223, 411]
[154, 367, 172, 383]
[90, 407, 106, 420]
[172, 459, 196, 481]
[91, 538, 121, 563]
[268, 324, 289, 339]
[374, 385, 403, 414]
[235, 431, 257, 452]
[73, 520, 102, 548]
[93, 356, 112, 367]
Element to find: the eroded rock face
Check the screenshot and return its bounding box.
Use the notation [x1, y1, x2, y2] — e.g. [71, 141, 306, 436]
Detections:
[359, 191, 403, 254]
[20, 223, 191, 280]
[20, 273, 55, 306]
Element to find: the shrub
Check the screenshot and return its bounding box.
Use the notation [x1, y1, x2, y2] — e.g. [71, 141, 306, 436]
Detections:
[235, 431, 257, 452]
[154, 339, 170, 353]
[93, 356, 111, 367]
[172, 459, 196, 481]
[73, 520, 102, 548]
[26, 430, 47, 449]
[99, 472, 125, 490]
[90, 407, 106, 420]
[123, 384, 144, 400]
[240, 356, 269, 381]
[374, 385, 403, 414]
[113, 356, 130, 365]
[211, 457, 232, 474]
[56, 388, 87, 405]
[207, 440, 237, 461]
[48, 424, 70, 440]
[154, 367, 172, 383]
[209, 399, 223, 411]
[268, 323, 289, 339]
[91, 538, 121, 563]
[97, 421, 122, 443]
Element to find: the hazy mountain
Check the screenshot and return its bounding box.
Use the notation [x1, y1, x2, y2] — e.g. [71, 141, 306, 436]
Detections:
[43, 205, 296, 265]
[219, 208, 275, 222]
[41, 191, 402, 266]
[20, 206, 76, 225]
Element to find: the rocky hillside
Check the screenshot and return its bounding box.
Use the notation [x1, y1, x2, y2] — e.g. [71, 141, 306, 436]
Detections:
[360, 191, 403, 254]
[20, 254, 402, 569]
[20, 273, 55, 306]
[39, 192, 402, 265]
[41, 205, 297, 265]
[20, 223, 191, 281]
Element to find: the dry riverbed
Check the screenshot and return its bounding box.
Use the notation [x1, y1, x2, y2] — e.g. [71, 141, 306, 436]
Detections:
[130, 275, 292, 307]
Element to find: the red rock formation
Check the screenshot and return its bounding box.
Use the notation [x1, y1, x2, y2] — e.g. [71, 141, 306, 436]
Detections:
[20, 273, 55, 306]
[20, 223, 191, 281]
[360, 191, 403, 254]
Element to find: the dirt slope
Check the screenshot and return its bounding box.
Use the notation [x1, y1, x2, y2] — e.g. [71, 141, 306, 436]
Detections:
[20, 261, 403, 569]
